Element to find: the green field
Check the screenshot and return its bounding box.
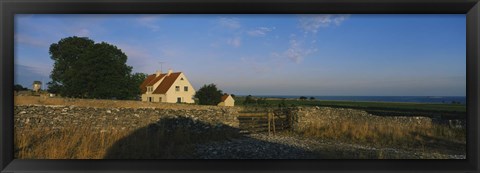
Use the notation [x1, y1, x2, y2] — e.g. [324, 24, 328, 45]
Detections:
[235, 96, 466, 119]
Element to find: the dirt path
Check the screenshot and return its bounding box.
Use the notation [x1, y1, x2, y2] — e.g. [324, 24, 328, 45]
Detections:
[195, 133, 466, 159]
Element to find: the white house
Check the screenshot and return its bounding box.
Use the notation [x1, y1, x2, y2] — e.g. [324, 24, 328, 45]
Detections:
[140, 69, 196, 103]
[218, 94, 235, 107]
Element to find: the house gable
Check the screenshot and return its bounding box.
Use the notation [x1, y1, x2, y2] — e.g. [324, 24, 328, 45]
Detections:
[152, 72, 182, 94]
[218, 94, 234, 106]
[221, 95, 229, 102]
[140, 74, 168, 94]
[139, 74, 157, 94]
[164, 72, 196, 103]
[166, 73, 195, 93]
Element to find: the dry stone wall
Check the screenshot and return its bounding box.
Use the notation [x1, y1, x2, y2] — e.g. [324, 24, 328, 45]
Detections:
[15, 105, 240, 131]
[15, 104, 461, 133]
[291, 106, 434, 132]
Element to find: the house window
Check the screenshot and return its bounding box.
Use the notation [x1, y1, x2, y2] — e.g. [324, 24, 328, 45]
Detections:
[180, 78, 184, 80]
[184, 86, 188, 91]
[175, 86, 180, 91]
[147, 87, 153, 92]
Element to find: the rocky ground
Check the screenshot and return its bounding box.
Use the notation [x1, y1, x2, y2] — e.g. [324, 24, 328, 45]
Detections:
[195, 132, 466, 159]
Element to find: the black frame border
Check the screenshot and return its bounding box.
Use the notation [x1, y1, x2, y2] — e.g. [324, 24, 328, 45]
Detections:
[1, 0, 479, 172]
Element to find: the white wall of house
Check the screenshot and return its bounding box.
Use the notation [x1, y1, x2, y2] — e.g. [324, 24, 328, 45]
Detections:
[141, 93, 166, 102]
[218, 95, 235, 106]
[164, 73, 196, 103]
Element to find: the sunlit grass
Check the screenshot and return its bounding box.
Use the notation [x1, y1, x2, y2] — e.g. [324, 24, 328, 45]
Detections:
[14, 119, 241, 159]
[294, 115, 466, 154]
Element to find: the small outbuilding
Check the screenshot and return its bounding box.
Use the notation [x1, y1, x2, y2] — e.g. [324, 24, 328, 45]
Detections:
[218, 93, 235, 107]
[32, 81, 42, 92]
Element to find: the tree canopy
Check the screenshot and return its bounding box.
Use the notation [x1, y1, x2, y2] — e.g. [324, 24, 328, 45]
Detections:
[243, 95, 270, 106]
[48, 36, 146, 100]
[243, 95, 256, 105]
[14, 84, 28, 92]
[195, 83, 223, 105]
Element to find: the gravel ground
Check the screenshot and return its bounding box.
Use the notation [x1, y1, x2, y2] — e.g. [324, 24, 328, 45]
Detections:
[195, 132, 466, 159]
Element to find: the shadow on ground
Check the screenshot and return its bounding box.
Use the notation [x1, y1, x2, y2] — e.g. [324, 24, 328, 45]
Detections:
[104, 116, 463, 159]
[103, 116, 318, 159]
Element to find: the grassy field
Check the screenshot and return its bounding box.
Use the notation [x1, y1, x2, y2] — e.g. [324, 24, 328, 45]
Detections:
[293, 115, 466, 155]
[14, 96, 223, 110]
[15, 117, 241, 159]
[235, 96, 466, 119]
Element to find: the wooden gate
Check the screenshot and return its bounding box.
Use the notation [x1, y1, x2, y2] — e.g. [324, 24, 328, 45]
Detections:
[238, 108, 293, 134]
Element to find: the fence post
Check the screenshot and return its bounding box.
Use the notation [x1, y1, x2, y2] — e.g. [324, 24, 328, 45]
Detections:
[272, 110, 276, 135]
[267, 110, 271, 135]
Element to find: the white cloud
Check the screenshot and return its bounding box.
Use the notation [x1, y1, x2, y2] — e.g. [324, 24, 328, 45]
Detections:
[137, 15, 161, 32]
[15, 62, 52, 77]
[275, 37, 317, 64]
[115, 42, 188, 73]
[218, 17, 241, 29]
[115, 43, 157, 73]
[75, 28, 90, 37]
[15, 34, 49, 47]
[227, 37, 241, 47]
[333, 15, 349, 25]
[299, 14, 350, 34]
[247, 27, 275, 37]
[160, 48, 180, 58]
[240, 57, 272, 74]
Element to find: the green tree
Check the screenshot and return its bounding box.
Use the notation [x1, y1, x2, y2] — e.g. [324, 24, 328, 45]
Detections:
[14, 84, 28, 91]
[128, 73, 148, 99]
[243, 95, 256, 105]
[46, 81, 61, 94]
[48, 36, 140, 99]
[195, 83, 223, 105]
[309, 97, 315, 100]
[299, 96, 307, 100]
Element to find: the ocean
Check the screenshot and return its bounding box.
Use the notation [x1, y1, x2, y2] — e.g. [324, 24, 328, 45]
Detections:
[248, 95, 466, 104]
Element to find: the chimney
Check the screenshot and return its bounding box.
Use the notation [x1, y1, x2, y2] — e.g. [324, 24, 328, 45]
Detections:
[167, 69, 173, 76]
[155, 70, 161, 77]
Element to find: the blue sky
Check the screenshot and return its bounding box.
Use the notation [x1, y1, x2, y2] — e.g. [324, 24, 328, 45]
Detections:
[15, 14, 466, 96]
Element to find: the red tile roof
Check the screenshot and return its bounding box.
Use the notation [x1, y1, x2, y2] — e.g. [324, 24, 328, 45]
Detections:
[221, 94, 230, 102]
[152, 72, 182, 94]
[139, 74, 157, 94]
[140, 72, 181, 94]
[146, 74, 166, 87]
